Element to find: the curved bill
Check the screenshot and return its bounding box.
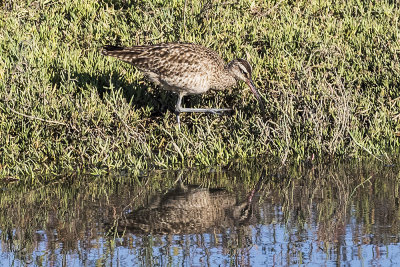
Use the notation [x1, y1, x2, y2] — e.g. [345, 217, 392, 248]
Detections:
[246, 79, 265, 112]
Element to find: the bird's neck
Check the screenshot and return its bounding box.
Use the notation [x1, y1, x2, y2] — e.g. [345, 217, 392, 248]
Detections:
[212, 66, 237, 91]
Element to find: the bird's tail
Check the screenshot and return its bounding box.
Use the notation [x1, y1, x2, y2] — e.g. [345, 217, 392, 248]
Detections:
[101, 45, 142, 63]
[101, 45, 125, 55]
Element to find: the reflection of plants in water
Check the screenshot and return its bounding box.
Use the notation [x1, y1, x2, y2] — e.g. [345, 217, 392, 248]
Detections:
[275, 162, 400, 248]
[0, 162, 399, 265]
[0, 169, 258, 262]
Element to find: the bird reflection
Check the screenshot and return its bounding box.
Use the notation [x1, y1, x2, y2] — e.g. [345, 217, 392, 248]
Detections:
[114, 174, 265, 235]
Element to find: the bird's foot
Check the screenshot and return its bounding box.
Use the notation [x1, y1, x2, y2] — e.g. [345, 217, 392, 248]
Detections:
[208, 108, 233, 115]
[175, 112, 181, 130]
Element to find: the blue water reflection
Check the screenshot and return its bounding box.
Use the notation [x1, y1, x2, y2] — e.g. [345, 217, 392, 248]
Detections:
[1, 165, 399, 266]
[2, 206, 400, 266]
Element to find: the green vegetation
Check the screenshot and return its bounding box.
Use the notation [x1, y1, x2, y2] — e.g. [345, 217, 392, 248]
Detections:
[0, 0, 399, 178]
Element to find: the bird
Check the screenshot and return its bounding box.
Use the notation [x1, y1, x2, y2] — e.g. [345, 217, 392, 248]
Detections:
[110, 175, 265, 235]
[101, 43, 264, 127]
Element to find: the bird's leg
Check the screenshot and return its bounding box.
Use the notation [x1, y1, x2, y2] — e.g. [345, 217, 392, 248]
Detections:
[175, 94, 183, 129]
[175, 93, 232, 121]
[180, 107, 233, 114]
[176, 114, 181, 129]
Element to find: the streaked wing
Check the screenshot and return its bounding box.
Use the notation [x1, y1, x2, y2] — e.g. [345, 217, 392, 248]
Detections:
[102, 43, 224, 76]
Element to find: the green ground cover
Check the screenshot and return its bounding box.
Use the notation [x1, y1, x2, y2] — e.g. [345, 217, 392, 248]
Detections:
[0, 0, 399, 178]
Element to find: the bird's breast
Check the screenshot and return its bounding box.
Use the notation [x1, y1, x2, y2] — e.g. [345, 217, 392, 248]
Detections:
[209, 72, 237, 91]
[142, 70, 211, 95]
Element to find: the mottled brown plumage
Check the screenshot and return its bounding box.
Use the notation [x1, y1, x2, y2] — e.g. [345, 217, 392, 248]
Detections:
[102, 43, 263, 126]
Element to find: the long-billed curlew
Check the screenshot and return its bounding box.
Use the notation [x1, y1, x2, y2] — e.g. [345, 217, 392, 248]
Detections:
[102, 43, 264, 127]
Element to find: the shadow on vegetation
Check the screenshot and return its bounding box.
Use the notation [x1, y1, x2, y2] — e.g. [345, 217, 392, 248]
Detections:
[49, 63, 181, 118]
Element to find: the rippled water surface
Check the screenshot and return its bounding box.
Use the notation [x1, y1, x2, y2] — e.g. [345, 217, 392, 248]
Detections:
[1, 162, 399, 266]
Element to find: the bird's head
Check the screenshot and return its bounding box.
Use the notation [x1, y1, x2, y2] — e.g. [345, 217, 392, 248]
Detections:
[228, 59, 264, 109]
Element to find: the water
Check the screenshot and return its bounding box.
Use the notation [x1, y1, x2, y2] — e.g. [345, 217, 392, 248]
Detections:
[1, 162, 399, 266]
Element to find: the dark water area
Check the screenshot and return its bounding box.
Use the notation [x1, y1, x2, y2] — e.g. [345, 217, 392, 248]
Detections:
[1, 162, 400, 266]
